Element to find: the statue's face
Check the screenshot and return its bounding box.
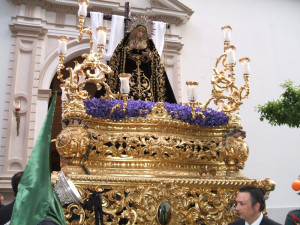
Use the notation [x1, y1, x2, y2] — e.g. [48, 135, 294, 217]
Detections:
[136, 28, 145, 38]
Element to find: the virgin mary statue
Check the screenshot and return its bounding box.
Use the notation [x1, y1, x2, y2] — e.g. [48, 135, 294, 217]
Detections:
[107, 17, 176, 103]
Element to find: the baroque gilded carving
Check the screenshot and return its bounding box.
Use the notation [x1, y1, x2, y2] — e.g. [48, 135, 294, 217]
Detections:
[59, 177, 275, 225]
[222, 128, 249, 170]
[57, 118, 228, 178]
[50, 4, 274, 224]
[54, 113, 274, 224]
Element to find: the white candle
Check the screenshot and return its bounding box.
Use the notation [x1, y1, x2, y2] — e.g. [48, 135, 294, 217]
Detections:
[224, 30, 231, 42]
[61, 85, 67, 102]
[119, 73, 131, 94]
[78, 1, 88, 17]
[58, 36, 69, 54]
[190, 86, 196, 101]
[186, 81, 198, 101]
[120, 77, 130, 94]
[240, 58, 251, 74]
[242, 62, 250, 74]
[222, 26, 232, 42]
[226, 46, 236, 65]
[58, 41, 67, 54]
[97, 28, 107, 46]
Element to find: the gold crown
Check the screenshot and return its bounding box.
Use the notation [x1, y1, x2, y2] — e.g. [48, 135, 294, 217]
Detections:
[126, 15, 153, 36]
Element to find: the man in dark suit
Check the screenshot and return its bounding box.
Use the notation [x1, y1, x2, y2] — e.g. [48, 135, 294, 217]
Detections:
[0, 171, 59, 225]
[0, 171, 23, 225]
[229, 186, 282, 225]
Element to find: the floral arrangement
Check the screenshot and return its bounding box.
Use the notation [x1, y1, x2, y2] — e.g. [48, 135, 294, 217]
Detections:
[84, 98, 229, 127]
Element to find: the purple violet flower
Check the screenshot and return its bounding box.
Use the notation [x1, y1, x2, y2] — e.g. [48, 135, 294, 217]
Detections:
[83, 98, 229, 127]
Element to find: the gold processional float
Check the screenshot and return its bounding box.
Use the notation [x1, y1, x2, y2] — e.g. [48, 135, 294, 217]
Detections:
[51, 1, 275, 224]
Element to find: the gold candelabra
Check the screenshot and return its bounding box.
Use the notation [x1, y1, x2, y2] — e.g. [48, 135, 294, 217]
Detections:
[57, 0, 116, 119]
[188, 25, 250, 118]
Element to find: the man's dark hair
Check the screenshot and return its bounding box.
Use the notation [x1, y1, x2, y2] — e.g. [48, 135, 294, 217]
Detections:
[239, 185, 265, 211]
[11, 171, 23, 196]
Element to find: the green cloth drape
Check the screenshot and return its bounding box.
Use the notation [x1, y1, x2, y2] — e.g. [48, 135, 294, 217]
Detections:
[10, 92, 67, 225]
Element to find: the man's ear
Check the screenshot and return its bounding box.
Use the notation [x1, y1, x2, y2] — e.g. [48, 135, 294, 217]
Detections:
[254, 202, 261, 212]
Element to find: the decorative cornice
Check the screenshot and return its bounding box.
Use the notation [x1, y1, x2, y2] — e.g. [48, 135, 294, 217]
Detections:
[9, 23, 48, 39]
[11, 0, 193, 25]
[89, 6, 113, 15]
[44, 2, 78, 14]
[150, 0, 169, 9]
[151, 14, 183, 26]
[151, 0, 194, 15]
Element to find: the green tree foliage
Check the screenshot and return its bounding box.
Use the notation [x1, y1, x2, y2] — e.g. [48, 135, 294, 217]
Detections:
[257, 80, 300, 128]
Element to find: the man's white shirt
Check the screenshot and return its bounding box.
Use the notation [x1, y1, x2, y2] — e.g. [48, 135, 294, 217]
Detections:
[245, 212, 263, 225]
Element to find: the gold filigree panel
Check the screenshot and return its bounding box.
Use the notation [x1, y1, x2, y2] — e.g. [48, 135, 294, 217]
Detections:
[56, 121, 251, 178]
[62, 177, 275, 225]
[57, 124, 232, 178]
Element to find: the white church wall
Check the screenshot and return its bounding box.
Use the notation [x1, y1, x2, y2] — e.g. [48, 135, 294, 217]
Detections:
[0, 1, 16, 173]
[181, 0, 300, 223]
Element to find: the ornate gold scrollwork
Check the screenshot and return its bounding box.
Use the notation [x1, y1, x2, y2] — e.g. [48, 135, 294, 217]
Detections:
[60, 178, 275, 225]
